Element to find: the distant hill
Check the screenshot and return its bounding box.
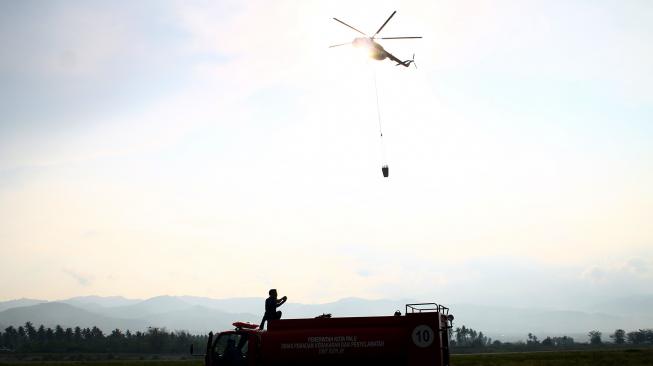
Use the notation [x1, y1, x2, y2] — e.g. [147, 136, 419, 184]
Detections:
[180, 296, 264, 315]
[141, 305, 259, 333]
[96, 295, 194, 319]
[0, 299, 259, 334]
[0, 298, 47, 312]
[0, 295, 651, 340]
[586, 295, 653, 316]
[61, 295, 142, 309]
[0, 302, 146, 331]
[448, 303, 653, 341]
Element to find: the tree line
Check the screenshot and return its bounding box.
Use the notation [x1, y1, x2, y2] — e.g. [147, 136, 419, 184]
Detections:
[450, 325, 653, 351]
[2, 322, 653, 354]
[1, 322, 207, 353]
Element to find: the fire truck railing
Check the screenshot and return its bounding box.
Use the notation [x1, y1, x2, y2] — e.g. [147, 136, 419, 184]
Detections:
[405, 302, 450, 315]
[406, 303, 454, 332]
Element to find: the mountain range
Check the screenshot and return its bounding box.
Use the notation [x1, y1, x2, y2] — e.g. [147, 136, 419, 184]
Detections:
[1, 295, 651, 342]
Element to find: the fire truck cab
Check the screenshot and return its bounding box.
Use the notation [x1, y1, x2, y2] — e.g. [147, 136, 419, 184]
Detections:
[201, 303, 453, 366]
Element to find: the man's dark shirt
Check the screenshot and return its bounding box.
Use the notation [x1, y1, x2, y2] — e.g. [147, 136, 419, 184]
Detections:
[265, 296, 276, 316]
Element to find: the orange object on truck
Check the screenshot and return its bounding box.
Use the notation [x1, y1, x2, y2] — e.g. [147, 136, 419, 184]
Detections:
[198, 302, 453, 366]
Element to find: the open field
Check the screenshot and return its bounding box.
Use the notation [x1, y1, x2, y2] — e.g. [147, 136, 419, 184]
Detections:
[452, 348, 653, 366]
[1, 349, 652, 366]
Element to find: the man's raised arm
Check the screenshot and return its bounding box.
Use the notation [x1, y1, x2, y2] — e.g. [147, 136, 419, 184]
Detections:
[277, 295, 287, 306]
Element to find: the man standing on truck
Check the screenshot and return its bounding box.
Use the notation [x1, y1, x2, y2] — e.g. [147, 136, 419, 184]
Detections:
[259, 289, 287, 329]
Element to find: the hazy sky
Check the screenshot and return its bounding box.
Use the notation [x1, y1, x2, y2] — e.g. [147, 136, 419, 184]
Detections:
[1, 0, 652, 308]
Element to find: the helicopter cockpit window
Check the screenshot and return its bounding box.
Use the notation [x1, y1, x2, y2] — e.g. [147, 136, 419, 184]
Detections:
[214, 333, 248, 364]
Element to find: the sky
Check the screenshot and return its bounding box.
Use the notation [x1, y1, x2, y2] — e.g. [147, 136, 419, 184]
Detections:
[0, 0, 652, 309]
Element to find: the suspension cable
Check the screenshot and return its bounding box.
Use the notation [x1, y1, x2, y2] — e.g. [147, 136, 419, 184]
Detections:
[372, 66, 383, 138]
[371, 65, 388, 173]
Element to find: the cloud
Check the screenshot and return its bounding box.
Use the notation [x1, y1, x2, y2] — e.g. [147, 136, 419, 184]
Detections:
[578, 257, 653, 303]
[340, 248, 653, 309]
[622, 257, 652, 276]
[581, 266, 607, 283]
[62, 269, 93, 287]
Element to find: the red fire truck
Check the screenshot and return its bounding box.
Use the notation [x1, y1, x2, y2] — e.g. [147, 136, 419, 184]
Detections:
[196, 303, 453, 366]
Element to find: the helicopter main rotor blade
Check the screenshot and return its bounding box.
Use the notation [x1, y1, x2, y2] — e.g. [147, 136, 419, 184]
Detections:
[373, 10, 397, 38]
[329, 42, 351, 48]
[378, 36, 423, 40]
[332, 18, 368, 37]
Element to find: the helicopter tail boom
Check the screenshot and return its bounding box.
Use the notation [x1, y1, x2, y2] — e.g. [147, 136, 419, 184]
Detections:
[395, 53, 416, 68]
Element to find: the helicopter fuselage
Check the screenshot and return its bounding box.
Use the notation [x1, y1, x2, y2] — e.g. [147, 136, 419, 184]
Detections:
[352, 37, 387, 60]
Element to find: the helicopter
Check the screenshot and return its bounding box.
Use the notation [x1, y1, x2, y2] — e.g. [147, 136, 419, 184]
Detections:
[330, 11, 422, 67]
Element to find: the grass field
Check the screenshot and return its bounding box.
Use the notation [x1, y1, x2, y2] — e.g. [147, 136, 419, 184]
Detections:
[451, 348, 653, 366]
[1, 349, 652, 366]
